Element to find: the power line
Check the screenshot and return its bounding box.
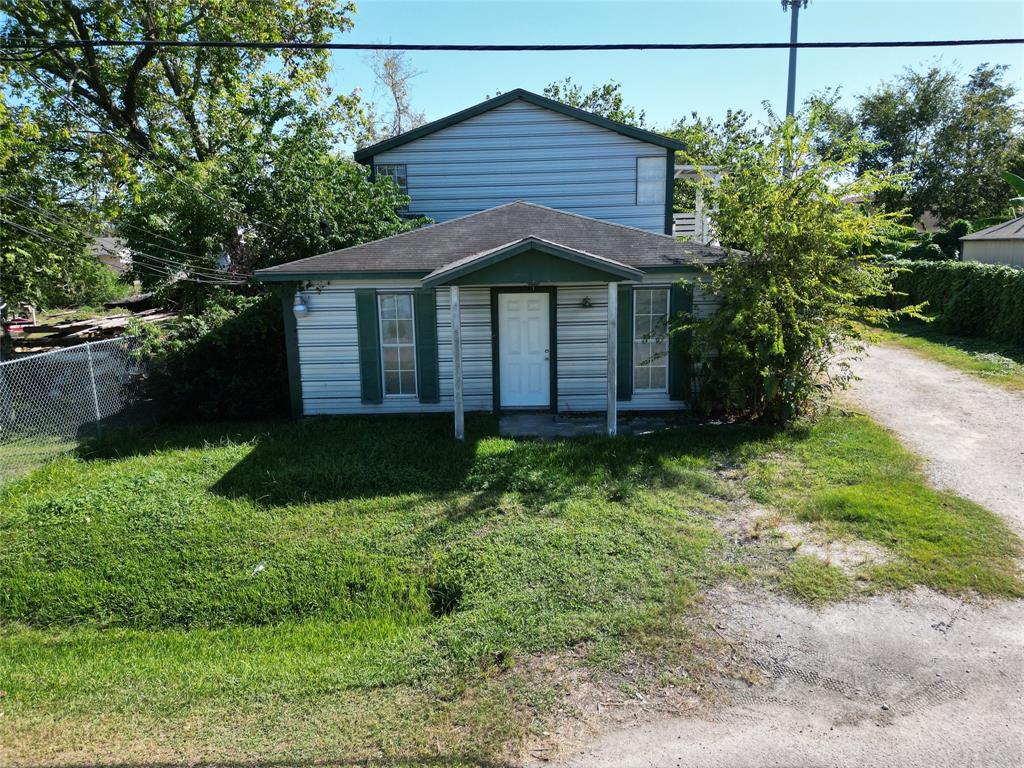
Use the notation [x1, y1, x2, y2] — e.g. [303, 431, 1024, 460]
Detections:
[0, 192, 225, 267]
[0, 216, 68, 248]
[1, 199, 247, 285]
[1, 193, 246, 281]
[1, 38, 1023, 53]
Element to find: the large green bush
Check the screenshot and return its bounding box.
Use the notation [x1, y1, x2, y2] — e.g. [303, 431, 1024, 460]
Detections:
[888, 260, 1024, 343]
[686, 113, 905, 424]
[134, 292, 289, 420]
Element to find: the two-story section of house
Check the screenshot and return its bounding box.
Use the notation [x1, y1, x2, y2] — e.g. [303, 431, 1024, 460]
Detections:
[256, 89, 727, 437]
[357, 89, 676, 235]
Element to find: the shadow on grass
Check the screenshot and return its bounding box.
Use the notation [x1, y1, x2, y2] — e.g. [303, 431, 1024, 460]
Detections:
[886, 320, 1024, 364]
[79, 412, 777, 506]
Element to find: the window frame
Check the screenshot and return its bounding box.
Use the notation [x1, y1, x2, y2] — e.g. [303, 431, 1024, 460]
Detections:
[636, 156, 667, 206]
[374, 163, 409, 205]
[377, 291, 418, 398]
[631, 286, 670, 393]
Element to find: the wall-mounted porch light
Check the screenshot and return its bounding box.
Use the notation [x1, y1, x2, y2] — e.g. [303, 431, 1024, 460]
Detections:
[293, 293, 309, 318]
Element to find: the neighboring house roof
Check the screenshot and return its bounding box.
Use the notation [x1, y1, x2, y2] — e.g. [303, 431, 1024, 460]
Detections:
[255, 202, 726, 281]
[960, 215, 1024, 241]
[353, 88, 686, 164]
[89, 236, 131, 274]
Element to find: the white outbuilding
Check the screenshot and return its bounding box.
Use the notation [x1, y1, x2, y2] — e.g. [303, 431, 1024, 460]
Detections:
[960, 215, 1024, 268]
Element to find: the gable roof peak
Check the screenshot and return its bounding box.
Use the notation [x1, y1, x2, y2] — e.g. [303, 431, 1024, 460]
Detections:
[353, 88, 685, 164]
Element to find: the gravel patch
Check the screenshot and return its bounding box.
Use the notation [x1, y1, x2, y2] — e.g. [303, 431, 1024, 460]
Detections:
[845, 344, 1024, 534]
[548, 586, 1024, 768]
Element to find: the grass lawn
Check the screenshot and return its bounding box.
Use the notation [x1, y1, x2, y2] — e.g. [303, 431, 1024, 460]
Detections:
[0, 439, 78, 487]
[2, 412, 1020, 764]
[744, 416, 1024, 597]
[874, 320, 1024, 391]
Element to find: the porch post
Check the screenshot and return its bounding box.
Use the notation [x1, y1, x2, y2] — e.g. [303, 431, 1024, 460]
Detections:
[695, 186, 705, 243]
[450, 286, 465, 440]
[606, 282, 617, 436]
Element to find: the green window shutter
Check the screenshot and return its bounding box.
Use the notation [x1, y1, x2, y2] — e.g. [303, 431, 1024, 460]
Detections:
[413, 288, 440, 403]
[355, 288, 382, 404]
[616, 285, 633, 401]
[668, 283, 694, 401]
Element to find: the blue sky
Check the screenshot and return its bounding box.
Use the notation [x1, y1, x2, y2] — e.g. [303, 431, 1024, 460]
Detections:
[330, 0, 1023, 132]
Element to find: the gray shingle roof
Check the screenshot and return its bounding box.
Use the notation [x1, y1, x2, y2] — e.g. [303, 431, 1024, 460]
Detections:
[256, 202, 726, 279]
[961, 215, 1024, 241]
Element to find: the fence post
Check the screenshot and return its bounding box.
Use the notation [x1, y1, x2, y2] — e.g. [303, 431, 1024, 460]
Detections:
[85, 342, 103, 437]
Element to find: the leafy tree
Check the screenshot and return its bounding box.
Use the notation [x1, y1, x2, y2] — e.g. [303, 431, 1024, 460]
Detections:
[814, 64, 1023, 224]
[683, 112, 913, 424]
[1, 0, 359, 165]
[1, 2, 415, 310]
[120, 108, 421, 309]
[664, 110, 758, 211]
[541, 78, 647, 127]
[0, 88, 115, 309]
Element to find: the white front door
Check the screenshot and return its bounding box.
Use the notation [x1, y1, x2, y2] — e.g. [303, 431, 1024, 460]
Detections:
[498, 292, 550, 408]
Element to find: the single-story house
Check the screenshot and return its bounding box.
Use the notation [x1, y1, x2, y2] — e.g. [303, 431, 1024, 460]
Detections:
[960, 215, 1024, 268]
[255, 89, 729, 437]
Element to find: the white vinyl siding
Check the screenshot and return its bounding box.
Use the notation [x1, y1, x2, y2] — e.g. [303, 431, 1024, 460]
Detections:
[556, 285, 608, 412]
[632, 288, 669, 392]
[291, 275, 714, 415]
[294, 282, 492, 415]
[636, 157, 666, 205]
[372, 100, 669, 233]
[962, 240, 1024, 268]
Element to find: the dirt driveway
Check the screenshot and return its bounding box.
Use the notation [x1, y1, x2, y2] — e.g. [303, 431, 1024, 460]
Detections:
[845, 344, 1024, 532]
[547, 344, 1024, 768]
[552, 587, 1023, 768]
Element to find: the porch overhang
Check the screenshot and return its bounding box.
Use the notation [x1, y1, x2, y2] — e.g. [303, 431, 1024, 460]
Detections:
[421, 237, 644, 287]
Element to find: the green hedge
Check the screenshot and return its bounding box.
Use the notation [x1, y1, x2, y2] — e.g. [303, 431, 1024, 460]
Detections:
[888, 259, 1024, 343]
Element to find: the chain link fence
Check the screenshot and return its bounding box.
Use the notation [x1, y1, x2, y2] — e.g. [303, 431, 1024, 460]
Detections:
[0, 336, 148, 482]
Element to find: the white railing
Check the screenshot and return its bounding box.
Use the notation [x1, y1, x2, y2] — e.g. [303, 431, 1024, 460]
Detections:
[674, 211, 711, 243]
[673, 164, 720, 244]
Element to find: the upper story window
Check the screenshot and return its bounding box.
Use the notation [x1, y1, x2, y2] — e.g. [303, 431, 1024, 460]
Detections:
[375, 163, 408, 196]
[636, 157, 666, 205]
[633, 288, 669, 392]
[378, 293, 417, 396]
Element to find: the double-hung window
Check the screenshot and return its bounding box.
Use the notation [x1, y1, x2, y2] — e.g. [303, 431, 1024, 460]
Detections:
[375, 163, 408, 194]
[632, 288, 670, 392]
[378, 293, 417, 396]
[636, 157, 666, 205]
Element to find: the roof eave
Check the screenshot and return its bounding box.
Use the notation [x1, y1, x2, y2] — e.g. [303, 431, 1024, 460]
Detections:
[354, 88, 685, 164]
[254, 269, 430, 282]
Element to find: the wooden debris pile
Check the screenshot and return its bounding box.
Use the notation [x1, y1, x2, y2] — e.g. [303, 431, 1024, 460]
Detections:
[13, 307, 176, 353]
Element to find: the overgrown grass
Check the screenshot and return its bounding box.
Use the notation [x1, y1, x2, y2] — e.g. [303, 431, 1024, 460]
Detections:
[0, 415, 738, 763]
[2, 412, 1020, 763]
[745, 415, 1024, 597]
[875, 320, 1024, 391]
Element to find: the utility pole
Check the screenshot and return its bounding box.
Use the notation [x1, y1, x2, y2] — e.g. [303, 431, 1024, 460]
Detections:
[782, 0, 809, 117]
